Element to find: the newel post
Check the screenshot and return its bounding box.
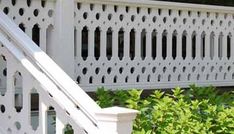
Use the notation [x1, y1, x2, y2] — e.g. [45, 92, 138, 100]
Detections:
[53, 0, 75, 78]
[96, 107, 138, 134]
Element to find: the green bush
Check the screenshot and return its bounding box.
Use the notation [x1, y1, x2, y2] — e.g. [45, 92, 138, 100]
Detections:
[96, 85, 234, 134]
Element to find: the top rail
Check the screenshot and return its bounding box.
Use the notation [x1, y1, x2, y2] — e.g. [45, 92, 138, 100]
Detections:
[77, 0, 234, 13]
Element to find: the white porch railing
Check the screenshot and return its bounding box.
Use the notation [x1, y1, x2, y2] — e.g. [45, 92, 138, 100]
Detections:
[1, 0, 234, 92]
[0, 9, 137, 134]
[74, 0, 234, 91]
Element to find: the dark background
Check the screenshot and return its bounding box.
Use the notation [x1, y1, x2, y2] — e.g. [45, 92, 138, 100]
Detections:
[160, 0, 234, 6]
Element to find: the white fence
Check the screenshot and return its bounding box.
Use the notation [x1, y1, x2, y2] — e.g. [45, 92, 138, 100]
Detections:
[0, 3, 137, 134]
[74, 0, 234, 91]
[1, 0, 234, 91]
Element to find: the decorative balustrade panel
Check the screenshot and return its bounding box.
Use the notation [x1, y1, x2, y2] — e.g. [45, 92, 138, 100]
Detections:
[74, 0, 234, 91]
[0, 10, 102, 134]
[0, 0, 55, 94]
[0, 32, 90, 134]
[0, 1, 138, 133]
[0, 0, 55, 51]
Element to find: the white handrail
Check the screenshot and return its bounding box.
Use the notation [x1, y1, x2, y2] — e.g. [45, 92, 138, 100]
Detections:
[77, 0, 234, 13]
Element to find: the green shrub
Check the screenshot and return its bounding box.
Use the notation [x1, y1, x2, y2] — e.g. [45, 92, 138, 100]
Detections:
[96, 85, 234, 134]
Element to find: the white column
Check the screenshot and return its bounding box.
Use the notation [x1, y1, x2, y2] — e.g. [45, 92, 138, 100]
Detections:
[214, 33, 219, 59]
[22, 74, 31, 128]
[146, 31, 152, 58]
[39, 101, 47, 134]
[56, 117, 64, 134]
[112, 30, 118, 59]
[177, 32, 182, 59]
[25, 25, 32, 39]
[100, 29, 107, 59]
[222, 33, 227, 60]
[124, 29, 130, 60]
[76, 27, 82, 58]
[205, 32, 210, 59]
[167, 31, 172, 60]
[96, 107, 138, 134]
[88, 28, 95, 58]
[196, 33, 201, 60]
[135, 30, 141, 59]
[156, 32, 162, 60]
[187, 33, 192, 59]
[40, 27, 47, 52]
[54, 0, 75, 78]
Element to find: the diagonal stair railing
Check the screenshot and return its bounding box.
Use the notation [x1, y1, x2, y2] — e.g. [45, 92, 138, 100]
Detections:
[0, 11, 137, 134]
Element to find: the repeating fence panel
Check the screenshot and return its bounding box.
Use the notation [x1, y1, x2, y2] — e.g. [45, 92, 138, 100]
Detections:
[74, 0, 234, 91]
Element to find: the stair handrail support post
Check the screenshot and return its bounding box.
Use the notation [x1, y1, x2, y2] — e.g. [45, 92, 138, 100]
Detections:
[96, 107, 138, 134]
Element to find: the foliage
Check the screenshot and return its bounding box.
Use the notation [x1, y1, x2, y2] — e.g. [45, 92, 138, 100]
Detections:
[64, 124, 74, 134]
[96, 85, 234, 134]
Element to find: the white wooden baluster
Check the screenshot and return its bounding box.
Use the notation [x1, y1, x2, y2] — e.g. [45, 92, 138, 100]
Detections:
[146, 30, 152, 59]
[222, 32, 228, 60]
[205, 32, 210, 60]
[56, 117, 64, 134]
[40, 101, 48, 134]
[214, 32, 219, 60]
[187, 31, 192, 60]
[124, 29, 130, 60]
[100, 28, 107, 59]
[167, 30, 172, 60]
[157, 31, 162, 60]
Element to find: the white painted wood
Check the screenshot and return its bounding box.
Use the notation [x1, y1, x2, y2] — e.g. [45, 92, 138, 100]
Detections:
[96, 107, 138, 134]
[74, 0, 234, 91]
[0, 7, 137, 134]
[54, 0, 75, 78]
[1, 0, 234, 133]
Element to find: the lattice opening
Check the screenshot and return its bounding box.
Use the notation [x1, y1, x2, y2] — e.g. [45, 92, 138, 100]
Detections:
[152, 30, 157, 59]
[11, 0, 16, 6]
[82, 26, 88, 60]
[41, 0, 46, 7]
[19, 23, 25, 32]
[3, 7, 9, 15]
[141, 29, 146, 59]
[162, 30, 167, 60]
[30, 89, 39, 130]
[32, 24, 40, 46]
[0, 105, 5, 113]
[130, 29, 135, 60]
[74, 28, 77, 57]
[118, 28, 124, 60]
[106, 28, 112, 60]
[182, 31, 187, 59]
[64, 124, 74, 134]
[14, 71, 23, 113]
[27, 0, 31, 7]
[47, 106, 56, 134]
[201, 32, 206, 59]
[192, 32, 196, 59]
[76, 76, 81, 84]
[227, 34, 231, 59]
[172, 31, 177, 59]
[94, 27, 100, 60]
